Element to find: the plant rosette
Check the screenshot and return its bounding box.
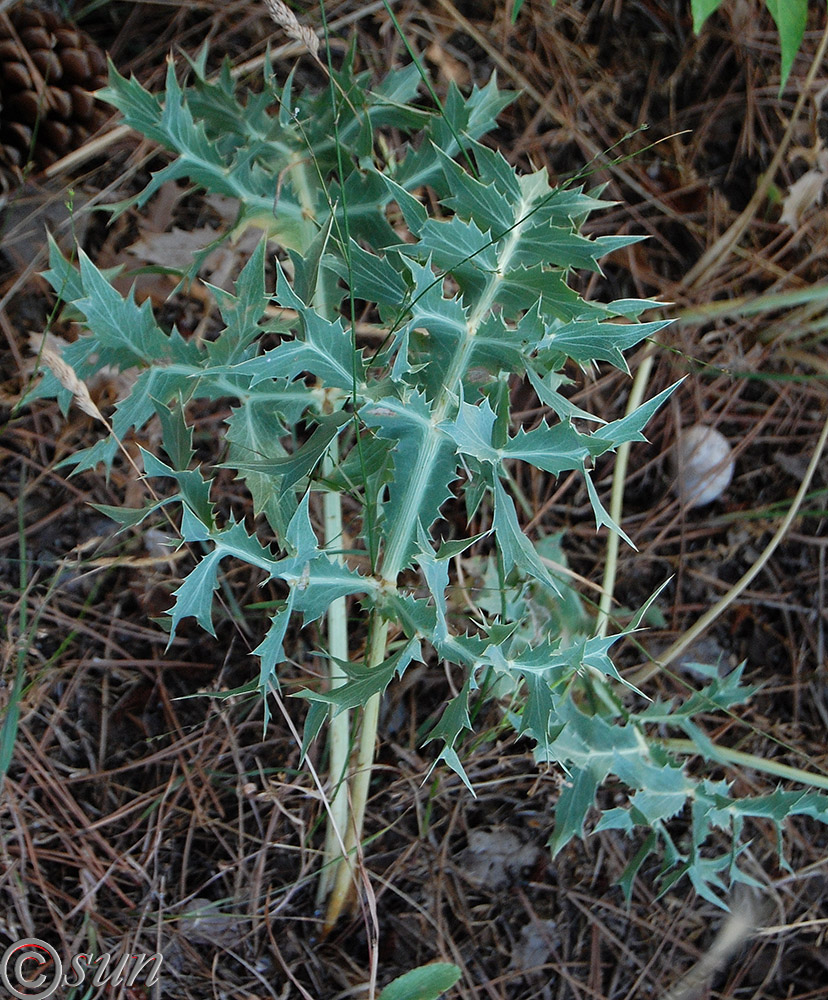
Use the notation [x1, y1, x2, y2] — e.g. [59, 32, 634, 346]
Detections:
[25, 36, 828, 929]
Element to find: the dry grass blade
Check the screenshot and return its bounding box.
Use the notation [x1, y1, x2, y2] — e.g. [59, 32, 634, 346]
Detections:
[262, 0, 319, 60]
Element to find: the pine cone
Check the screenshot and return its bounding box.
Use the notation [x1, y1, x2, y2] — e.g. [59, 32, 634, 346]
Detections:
[0, 5, 108, 173]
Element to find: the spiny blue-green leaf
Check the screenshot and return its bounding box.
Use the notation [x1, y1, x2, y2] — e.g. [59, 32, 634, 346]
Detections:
[290, 556, 371, 624]
[512, 224, 643, 273]
[361, 392, 458, 570]
[180, 503, 210, 543]
[583, 469, 635, 548]
[332, 168, 401, 249]
[599, 381, 681, 448]
[297, 638, 420, 713]
[376, 591, 437, 640]
[98, 59, 166, 145]
[76, 249, 173, 365]
[538, 695, 640, 773]
[380, 172, 428, 234]
[722, 788, 828, 824]
[283, 491, 318, 562]
[364, 62, 426, 128]
[616, 831, 658, 903]
[481, 377, 510, 448]
[435, 532, 490, 561]
[593, 807, 635, 834]
[321, 433, 394, 498]
[252, 592, 295, 719]
[443, 73, 515, 150]
[222, 329, 361, 392]
[90, 499, 170, 531]
[608, 297, 666, 319]
[42, 233, 87, 302]
[205, 237, 268, 364]
[291, 215, 334, 309]
[224, 397, 295, 537]
[394, 76, 513, 193]
[140, 447, 215, 528]
[403, 214, 497, 297]
[401, 259, 469, 393]
[492, 476, 557, 593]
[466, 311, 528, 375]
[614, 754, 692, 826]
[300, 700, 329, 763]
[103, 60, 313, 247]
[440, 394, 500, 464]
[684, 854, 732, 909]
[153, 396, 195, 471]
[526, 366, 606, 425]
[423, 675, 473, 752]
[485, 636, 567, 678]
[436, 143, 518, 233]
[433, 745, 475, 795]
[108, 366, 195, 447]
[328, 240, 409, 308]
[231, 411, 350, 490]
[504, 420, 606, 476]
[549, 767, 601, 855]
[536, 183, 614, 229]
[56, 437, 119, 475]
[573, 631, 630, 687]
[516, 671, 558, 758]
[167, 548, 224, 639]
[673, 661, 759, 717]
[217, 262, 364, 390]
[145, 59, 245, 199]
[415, 524, 451, 643]
[498, 263, 589, 321]
[466, 140, 522, 203]
[137, 448, 175, 480]
[182, 49, 277, 144]
[539, 317, 670, 372]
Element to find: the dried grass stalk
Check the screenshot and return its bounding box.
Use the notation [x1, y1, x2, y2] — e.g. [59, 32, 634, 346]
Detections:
[263, 0, 319, 59]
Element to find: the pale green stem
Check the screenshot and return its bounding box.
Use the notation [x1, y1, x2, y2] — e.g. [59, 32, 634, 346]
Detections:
[315, 441, 350, 903]
[323, 614, 389, 934]
[660, 738, 828, 792]
[324, 202, 531, 930]
[596, 343, 656, 639]
[381, 213, 527, 582]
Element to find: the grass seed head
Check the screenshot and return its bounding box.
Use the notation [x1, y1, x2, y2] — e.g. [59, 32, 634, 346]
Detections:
[262, 0, 319, 59]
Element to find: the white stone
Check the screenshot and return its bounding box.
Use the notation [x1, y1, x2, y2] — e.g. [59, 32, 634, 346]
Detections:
[673, 423, 734, 507]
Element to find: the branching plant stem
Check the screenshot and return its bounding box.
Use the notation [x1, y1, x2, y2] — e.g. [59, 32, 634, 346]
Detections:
[661, 738, 828, 791]
[323, 192, 530, 930]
